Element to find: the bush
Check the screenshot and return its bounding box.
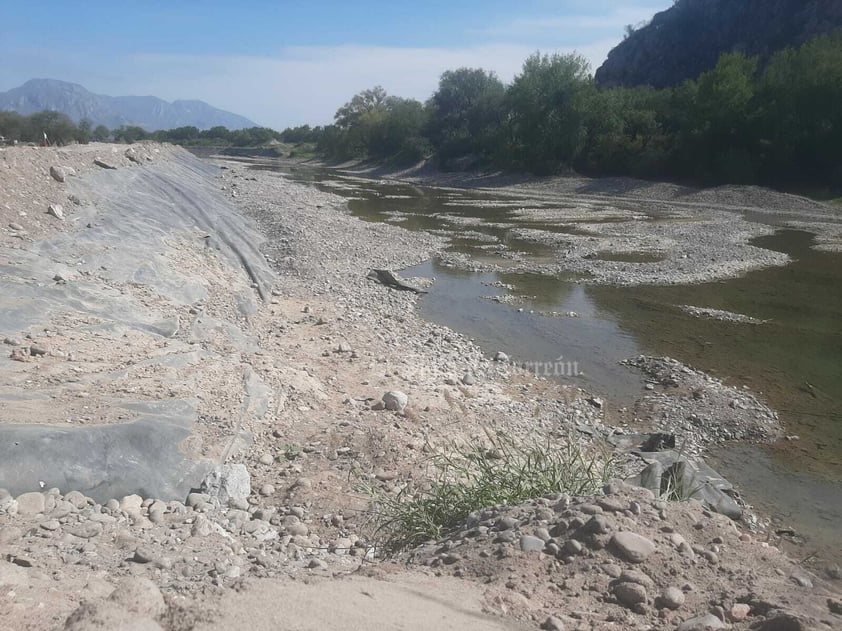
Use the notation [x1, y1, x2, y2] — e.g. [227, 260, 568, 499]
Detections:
[363, 431, 615, 555]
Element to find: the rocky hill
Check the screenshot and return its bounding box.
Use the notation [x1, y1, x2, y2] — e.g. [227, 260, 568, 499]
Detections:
[0, 79, 257, 130]
[595, 0, 842, 88]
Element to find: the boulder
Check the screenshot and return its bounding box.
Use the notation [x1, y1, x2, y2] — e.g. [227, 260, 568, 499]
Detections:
[200, 464, 251, 507]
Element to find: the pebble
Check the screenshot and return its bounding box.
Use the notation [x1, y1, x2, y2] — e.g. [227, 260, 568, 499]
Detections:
[610, 531, 656, 563]
[15, 492, 46, 515]
[541, 616, 566, 631]
[47, 203, 65, 220]
[519, 535, 546, 552]
[729, 603, 751, 621]
[259, 453, 275, 465]
[620, 570, 654, 589]
[613, 582, 647, 607]
[64, 491, 89, 509]
[132, 546, 157, 564]
[66, 522, 102, 539]
[493, 351, 509, 362]
[50, 166, 67, 182]
[259, 484, 275, 496]
[659, 586, 685, 610]
[382, 390, 408, 412]
[676, 613, 726, 630]
[495, 516, 520, 530]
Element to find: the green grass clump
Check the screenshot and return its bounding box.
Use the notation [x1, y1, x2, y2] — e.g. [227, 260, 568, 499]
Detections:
[364, 431, 614, 555]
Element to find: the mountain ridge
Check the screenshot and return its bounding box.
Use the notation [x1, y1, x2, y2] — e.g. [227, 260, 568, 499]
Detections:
[595, 0, 842, 88]
[0, 79, 257, 131]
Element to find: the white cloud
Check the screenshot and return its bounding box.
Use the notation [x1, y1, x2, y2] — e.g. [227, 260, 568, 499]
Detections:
[475, 6, 657, 39]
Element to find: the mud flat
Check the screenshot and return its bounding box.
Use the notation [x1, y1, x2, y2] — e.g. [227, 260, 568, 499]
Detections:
[0, 147, 839, 629]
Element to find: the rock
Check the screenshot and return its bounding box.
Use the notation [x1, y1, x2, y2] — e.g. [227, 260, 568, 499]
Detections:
[29, 343, 47, 356]
[658, 586, 685, 610]
[0, 526, 23, 545]
[94, 158, 117, 170]
[676, 613, 727, 631]
[66, 522, 102, 539]
[285, 521, 309, 537]
[584, 515, 610, 534]
[259, 483, 275, 496]
[496, 516, 520, 530]
[125, 148, 141, 163]
[185, 492, 210, 509]
[619, 570, 655, 589]
[730, 603, 751, 621]
[461, 373, 475, 385]
[563, 539, 583, 556]
[40, 519, 61, 531]
[791, 574, 813, 588]
[259, 453, 275, 465]
[47, 203, 65, 220]
[50, 165, 67, 182]
[382, 390, 408, 412]
[109, 576, 166, 617]
[132, 547, 157, 564]
[827, 599, 842, 615]
[191, 515, 213, 537]
[752, 614, 806, 631]
[120, 494, 144, 513]
[308, 558, 328, 570]
[587, 396, 604, 409]
[613, 582, 648, 607]
[493, 351, 509, 362]
[8, 222, 24, 231]
[610, 531, 656, 563]
[64, 490, 89, 509]
[639, 461, 663, 496]
[200, 463, 251, 506]
[519, 535, 546, 552]
[15, 491, 46, 515]
[541, 616, 566, 631]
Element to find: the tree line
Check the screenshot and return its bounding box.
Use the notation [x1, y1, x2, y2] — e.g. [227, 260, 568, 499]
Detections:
[0, 112, 285, 148]
[306, 32, 842, 189]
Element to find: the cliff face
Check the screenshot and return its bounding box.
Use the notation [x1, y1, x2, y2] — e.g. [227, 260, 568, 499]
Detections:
[595, 0, 842, 88]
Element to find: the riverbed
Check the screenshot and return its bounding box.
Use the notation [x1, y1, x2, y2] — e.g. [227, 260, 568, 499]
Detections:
[244, 159, 842, 564]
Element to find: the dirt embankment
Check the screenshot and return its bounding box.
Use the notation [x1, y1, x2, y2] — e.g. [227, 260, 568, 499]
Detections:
[0, 146, 839, 630]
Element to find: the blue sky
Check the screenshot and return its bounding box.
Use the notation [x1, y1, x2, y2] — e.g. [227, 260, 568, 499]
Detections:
[0, 1, 671, 129]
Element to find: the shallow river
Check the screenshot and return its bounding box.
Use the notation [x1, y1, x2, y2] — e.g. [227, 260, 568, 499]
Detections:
[252, 161, 842, 564]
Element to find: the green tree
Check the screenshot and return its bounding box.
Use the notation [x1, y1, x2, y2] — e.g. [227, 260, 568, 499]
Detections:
[0, 111, 26, 141]
[426, 68, 506, 164]
[758, 33, 842, 184]
[113, 125, 148, 143]
[75, 118, 92, 144]
[506, 52, 592, 173]
[334, 86, 388, 129]
[92, 124, 110, 142]
[27, 111, 78, 145]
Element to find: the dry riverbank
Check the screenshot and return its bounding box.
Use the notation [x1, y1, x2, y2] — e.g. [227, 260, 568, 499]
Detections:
[0, 145, 839, 630]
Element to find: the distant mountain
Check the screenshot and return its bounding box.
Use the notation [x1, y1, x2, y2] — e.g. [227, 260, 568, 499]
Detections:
[595, 0, 842, 89]
[0, 79, 257, 131]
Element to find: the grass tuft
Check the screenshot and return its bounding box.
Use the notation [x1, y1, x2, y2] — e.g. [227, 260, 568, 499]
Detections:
[362, 430, 615, 555]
